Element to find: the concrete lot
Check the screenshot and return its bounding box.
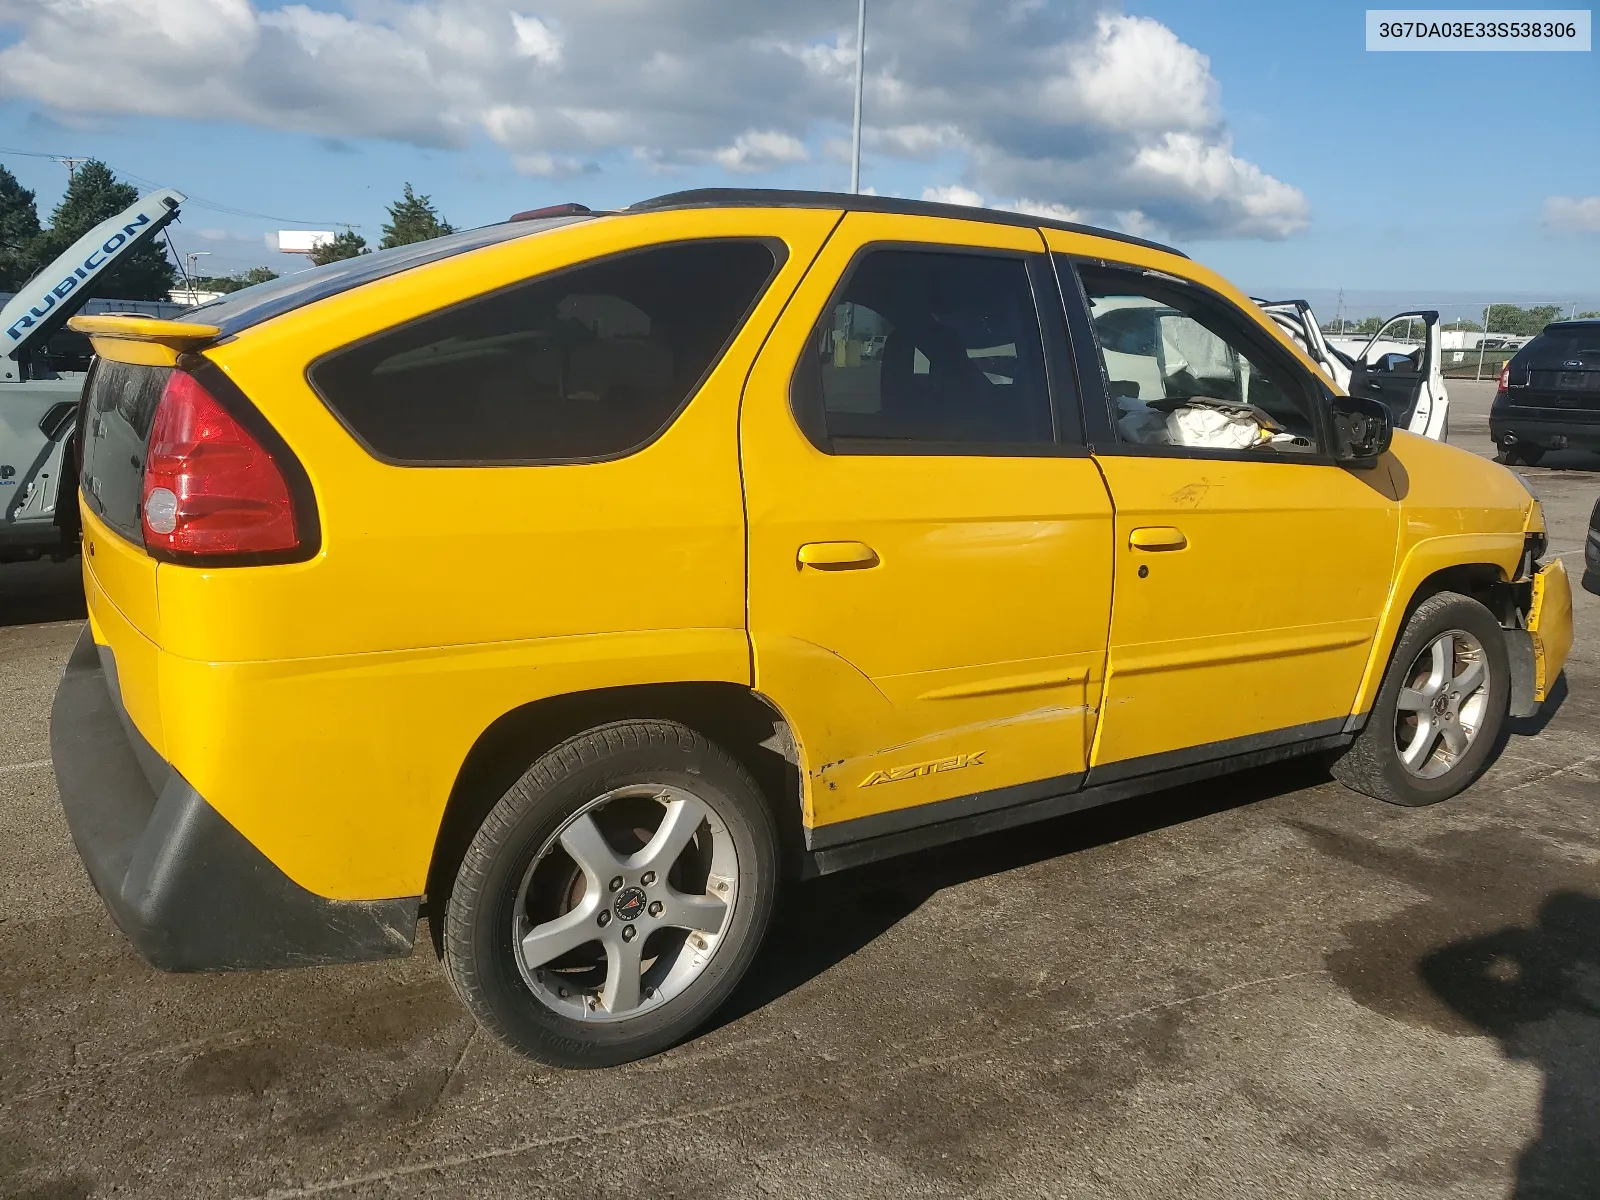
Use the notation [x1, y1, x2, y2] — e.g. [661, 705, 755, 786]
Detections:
[2, 380, 1597, 1199]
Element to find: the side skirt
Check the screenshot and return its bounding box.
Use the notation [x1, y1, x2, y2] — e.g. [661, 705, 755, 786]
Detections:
[798, 722, 1355, 878]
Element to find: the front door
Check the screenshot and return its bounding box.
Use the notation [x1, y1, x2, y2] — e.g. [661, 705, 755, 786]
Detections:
[741, 213, 1115, 840]
[1347, 310, 1447, 438]
[1060, 258, 1402, 780]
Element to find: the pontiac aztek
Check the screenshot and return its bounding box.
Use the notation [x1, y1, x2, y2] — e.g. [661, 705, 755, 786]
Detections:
[53, 190, 1573, 1066]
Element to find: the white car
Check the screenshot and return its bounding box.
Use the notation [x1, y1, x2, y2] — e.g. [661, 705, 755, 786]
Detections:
[1256, 299, 1449, 441]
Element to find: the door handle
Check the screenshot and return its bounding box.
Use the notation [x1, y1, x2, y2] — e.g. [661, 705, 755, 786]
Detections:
[1128, 526, 1188, 552]
[797, 541, 879, 569]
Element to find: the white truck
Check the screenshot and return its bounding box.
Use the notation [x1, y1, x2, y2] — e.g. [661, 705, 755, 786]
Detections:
[0, 189, 185, 562]
[1255, 299, 1450, 442]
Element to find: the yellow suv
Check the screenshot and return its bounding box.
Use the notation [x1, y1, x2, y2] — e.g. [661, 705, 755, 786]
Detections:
[54, 190, 1572, 1067]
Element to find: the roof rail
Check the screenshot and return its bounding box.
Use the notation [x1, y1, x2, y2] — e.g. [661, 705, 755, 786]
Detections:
[629, 187, 1187, 258]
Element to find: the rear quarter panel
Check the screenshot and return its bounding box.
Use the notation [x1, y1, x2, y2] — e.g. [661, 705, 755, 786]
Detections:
[145, 208, 839, 899]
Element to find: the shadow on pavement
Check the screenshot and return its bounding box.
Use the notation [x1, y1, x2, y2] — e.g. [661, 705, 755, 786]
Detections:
[0, 557, 85, 627]
[1524, 450, 1600, 473]
[715, 755, 1332, 1029]
[1419, 893, 1600, 1200]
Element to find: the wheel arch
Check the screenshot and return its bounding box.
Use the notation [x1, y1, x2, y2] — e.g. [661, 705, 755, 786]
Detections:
[1351, 534, 1535, 718]
[424, 682, 805, 941]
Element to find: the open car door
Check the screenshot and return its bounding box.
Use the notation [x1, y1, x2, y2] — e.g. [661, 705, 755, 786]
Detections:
[1346, 309, 1449, 440]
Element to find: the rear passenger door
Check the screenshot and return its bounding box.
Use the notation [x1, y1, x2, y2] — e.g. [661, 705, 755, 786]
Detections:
[1056, 256, 1402, 780]
[741, 213, 1115, 844]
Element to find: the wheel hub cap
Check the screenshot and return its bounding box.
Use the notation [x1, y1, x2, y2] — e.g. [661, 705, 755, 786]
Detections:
[613, 886, 647, 922]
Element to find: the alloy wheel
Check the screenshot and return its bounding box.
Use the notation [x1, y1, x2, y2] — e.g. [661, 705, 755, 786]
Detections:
[511, 784, 738, 1021]
[1393, 629, 1491, 779]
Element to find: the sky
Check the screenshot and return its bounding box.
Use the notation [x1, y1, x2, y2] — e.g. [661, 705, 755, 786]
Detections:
[0, 0, 1594, 318]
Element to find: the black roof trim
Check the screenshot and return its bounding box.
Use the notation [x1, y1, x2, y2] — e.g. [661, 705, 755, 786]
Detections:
[1543, 319, 1600, 330]
[629, 188, 1188, 259]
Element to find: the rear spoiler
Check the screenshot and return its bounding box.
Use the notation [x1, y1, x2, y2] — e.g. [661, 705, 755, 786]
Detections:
[66, 314, 220, 366]
[0, 188, 186, 382]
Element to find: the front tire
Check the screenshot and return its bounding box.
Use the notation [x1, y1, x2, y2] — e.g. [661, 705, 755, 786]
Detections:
[1330, 592, 1509, 807]
[443, 720, 778, 1067]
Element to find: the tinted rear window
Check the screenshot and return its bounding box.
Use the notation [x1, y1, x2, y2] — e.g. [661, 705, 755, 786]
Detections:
[1522, 327, 1600, 363]
[79, 360, 170, 543]
[309, 239, 781, 464]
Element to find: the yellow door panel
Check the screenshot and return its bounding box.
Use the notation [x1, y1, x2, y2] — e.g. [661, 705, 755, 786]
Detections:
[742, 212, 1115, 834]
[1091, 454, 1401, 771]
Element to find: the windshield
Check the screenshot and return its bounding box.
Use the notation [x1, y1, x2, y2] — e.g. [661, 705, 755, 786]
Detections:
[182, 215, 593, 338]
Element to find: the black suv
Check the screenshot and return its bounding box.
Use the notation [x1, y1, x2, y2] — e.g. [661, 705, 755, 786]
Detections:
[1492, 320, 1600, 465]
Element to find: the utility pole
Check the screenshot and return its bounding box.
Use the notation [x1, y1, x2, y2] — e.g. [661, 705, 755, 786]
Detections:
[850, 0, 867, 194]
[51, 156, 88, 184]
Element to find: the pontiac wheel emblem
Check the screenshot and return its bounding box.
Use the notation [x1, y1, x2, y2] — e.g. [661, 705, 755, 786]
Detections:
[614, 886, 647, 922]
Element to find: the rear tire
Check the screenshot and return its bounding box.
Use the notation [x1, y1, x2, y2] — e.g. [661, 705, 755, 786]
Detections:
[1330, 592, 1509, 807]
[443, 719, 778, 1067]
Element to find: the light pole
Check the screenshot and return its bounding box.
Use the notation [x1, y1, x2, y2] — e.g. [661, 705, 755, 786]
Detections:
[185, 251, 211, 304]
[850, 0, 866, 194]
[1475, 304, 1491, 381]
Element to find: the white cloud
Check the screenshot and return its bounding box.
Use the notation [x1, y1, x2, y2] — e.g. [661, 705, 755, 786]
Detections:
[1063, 15, 1216, 133]
[1012, 198, 1087, 223]
[512, 151, 589, 177]
[922, 185, 984, 207]
[511, 13, 561, 65]
[0, 0, 1308, 240]
[710, 130, 809, 173]
[1544, 196, 1600, 233]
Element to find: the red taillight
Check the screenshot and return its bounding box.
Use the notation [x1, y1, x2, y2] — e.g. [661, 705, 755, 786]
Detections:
[1497, 363, 1510, 392]
[142, 370, 300, 558]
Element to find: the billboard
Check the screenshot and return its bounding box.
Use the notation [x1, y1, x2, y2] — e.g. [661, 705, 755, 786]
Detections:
[278, 230, 334, 254]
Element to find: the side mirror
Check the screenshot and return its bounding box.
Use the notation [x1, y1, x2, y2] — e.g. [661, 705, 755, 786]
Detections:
[1332, 394, 1392, 466]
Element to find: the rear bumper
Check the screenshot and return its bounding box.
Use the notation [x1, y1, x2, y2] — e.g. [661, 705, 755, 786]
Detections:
[49, 627, 418, 971]
[1490, 414, 1600, 449]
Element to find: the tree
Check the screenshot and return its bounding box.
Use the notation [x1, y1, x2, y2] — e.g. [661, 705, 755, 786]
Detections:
[309, 229, 369, 265]
[29, 160, 175, 301]
[1485, 304, 1563, 337]
[198, 266, 279, 295]
[1447, 318, 1483, 332]
[1355, 315, 1386, 336]
[0, 165, 41, 292]
[380, 183, 454, 248]
[1575, 311, 1600, 320]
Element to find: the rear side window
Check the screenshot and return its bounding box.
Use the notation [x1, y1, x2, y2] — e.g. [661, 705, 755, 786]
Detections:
[310, 239, 781, 464]
[790, 249, 1054, 450]
[79, 360, 170, 542]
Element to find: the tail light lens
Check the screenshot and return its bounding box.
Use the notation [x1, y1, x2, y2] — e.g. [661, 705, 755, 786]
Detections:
[142, 370, 300, 558]
[1497, 363, 1510, 393]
